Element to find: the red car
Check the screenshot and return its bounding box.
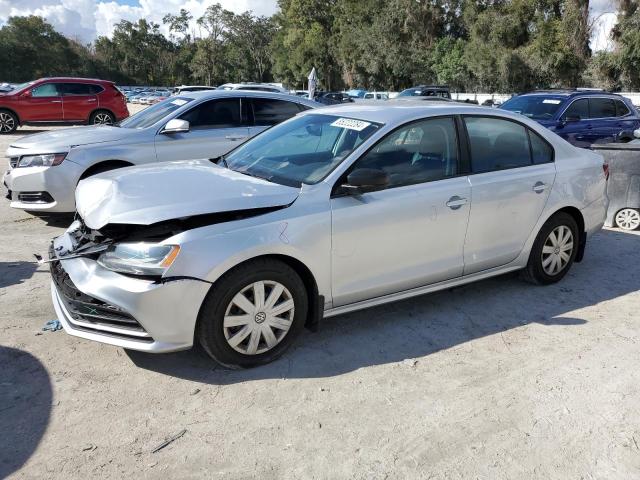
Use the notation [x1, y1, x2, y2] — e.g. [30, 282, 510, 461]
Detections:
[0, 77, 129, 134]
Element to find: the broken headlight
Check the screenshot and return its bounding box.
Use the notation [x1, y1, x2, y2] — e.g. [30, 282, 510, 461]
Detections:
[97, 243, 180, 276]
[18, 153, 67, 167]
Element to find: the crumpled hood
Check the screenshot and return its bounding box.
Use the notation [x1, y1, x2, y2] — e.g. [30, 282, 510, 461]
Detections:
[8, 125, 132, 153]
[76, 160, 300, 229]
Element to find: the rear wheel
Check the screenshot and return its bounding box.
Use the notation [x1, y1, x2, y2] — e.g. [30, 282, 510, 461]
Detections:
[197, 259, 308, 369]
[89, 110, 115, 125]
[0, 110, 18, 134]
[615, 208, 640, 231]
[522, 212, 578, 285]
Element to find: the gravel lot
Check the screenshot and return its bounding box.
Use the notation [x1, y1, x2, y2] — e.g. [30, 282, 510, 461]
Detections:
[1, 110, 640, 479]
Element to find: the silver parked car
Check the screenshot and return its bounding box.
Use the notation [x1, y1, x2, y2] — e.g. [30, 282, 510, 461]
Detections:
[47, 103, 608, 368]
[3, 91, 319, 212]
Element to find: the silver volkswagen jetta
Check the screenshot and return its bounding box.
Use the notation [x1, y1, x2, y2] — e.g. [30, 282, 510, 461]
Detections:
[4, 90, 319, 212]
[48, 103, 608, 368]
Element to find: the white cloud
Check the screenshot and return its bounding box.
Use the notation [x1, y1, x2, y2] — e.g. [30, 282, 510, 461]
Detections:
[0, 0, 278, 43]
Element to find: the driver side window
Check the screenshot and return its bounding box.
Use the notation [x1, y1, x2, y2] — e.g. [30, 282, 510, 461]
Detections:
[179, 99, 242, 129]
[31, 83, 62, 97]
[561, 98, 588, 120]
[350, 117, 459, 190]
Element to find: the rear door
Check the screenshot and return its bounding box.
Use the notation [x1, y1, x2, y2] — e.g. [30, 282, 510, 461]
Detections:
[462, 116, 556, 274]
[61, 82, 99, 122]
[154, 97, 250, 162]
[22, 82, 63, 121]
[248, 97, 307, 137]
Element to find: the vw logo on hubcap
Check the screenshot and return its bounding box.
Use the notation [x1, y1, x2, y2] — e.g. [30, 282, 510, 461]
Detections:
[254, 311, 266, 324]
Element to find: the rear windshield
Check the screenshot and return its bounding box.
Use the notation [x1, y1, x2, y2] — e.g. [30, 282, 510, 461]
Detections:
[500, 96, 564, 120]
[118, 97, 193, 129]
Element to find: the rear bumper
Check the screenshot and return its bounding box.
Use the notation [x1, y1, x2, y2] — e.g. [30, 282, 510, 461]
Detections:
[50, 255, 210, 353]
[582, 195, 608, 236]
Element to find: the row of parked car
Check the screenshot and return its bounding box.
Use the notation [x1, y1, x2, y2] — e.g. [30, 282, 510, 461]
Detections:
[2, 75, 635, 369]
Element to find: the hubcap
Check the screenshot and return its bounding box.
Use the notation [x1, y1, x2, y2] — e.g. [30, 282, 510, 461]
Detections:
[0, 112, 15, 132]
[94, 113, 113, 125]
[541, 225, 574, 276]
[223, 280, 295, 355]
[615, 208, 640, 231]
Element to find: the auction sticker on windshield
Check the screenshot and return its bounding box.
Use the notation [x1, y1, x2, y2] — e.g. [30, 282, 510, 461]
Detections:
[331, 118, 371, 131]
[542, 99, 562, 104]
[171, 99, 188, 106]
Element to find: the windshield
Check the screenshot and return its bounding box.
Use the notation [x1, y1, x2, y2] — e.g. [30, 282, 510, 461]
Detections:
[500, 96, 564, 120]
[225, 114, 381, 187]
[398, 88, 449, 98]
[118, 97, 194, 129]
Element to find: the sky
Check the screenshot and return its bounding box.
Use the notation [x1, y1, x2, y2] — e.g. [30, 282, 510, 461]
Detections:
[0, 0, 619, 50]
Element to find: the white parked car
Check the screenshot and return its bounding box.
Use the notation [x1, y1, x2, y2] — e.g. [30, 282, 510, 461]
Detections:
[3, 91, 319, 212]
[363, 92, 389, 100]
[46, 103, 607, 368]
[217, 83, 288, 94]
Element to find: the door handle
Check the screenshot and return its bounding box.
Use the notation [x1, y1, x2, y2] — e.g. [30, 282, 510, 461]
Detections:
[532, 181, 546, 194]
[51, 100, 62, 103]
[225, 136, 245, 141]
[87, 99, 96, 102]
[446, 196, 468, 210]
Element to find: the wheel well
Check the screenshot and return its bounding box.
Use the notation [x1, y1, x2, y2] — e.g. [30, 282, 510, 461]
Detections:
[88, 108, 115, 122]
[0, 107, 20, 125]
[218, 254, 323, 331]
[555, 206, 586, 262]
[79, 160, 133, 180]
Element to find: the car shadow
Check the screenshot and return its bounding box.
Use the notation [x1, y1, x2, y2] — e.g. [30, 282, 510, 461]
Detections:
[0, 347, 53, 478]
[126, 229, 640, 383]
[0, 261, 39, 288]
[27, 212, 75, 228]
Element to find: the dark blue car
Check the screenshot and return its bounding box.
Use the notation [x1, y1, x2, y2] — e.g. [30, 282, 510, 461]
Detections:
[500, 90, 640, 148]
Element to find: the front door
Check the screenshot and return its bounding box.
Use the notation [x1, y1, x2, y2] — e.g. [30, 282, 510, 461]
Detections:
[556, 98, 593, 147]
[331, 116, 470, 306]
[22, 82, 63, 122]
[155, 98, 250, 162]
[462, 116, 556, 274]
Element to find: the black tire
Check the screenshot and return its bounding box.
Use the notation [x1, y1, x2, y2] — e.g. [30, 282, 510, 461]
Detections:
[89, 110, 115, 125]
[522, 212, 579, 285]
[0, 109, 18, 134]
[197, 258, 308, 369]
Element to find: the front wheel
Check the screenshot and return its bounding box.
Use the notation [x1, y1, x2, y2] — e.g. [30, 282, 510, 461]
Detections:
[197, 259, 308, 369]
[0, 110, 18, 134]
[615, 208, 640, 231]
[89, 110, 115, 125]
[522, 212, 579, 285]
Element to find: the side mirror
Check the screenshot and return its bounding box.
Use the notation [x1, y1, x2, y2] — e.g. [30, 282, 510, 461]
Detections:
[564, 114, 581, 123]
[161, 118, 189, 134]
[341, 168, 389, 194]
[21, 90, 31, 98]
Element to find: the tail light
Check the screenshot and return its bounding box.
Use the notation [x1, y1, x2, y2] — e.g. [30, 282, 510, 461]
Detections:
[603, 162, 609, 180]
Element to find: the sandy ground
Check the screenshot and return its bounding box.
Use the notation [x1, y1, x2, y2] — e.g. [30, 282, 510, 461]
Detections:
[1, 110, 640, 479]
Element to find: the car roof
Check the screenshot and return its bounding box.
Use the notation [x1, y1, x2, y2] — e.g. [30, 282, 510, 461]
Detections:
[36, 77, 113, 84]
[518, 89, 624, 98]
[176, 89, 320, 107]
[305, 102, 527, 125]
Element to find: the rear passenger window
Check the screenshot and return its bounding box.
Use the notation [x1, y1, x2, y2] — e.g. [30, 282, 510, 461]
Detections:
[562, 98, 589, 120]
[529, 130, 553, 164]
[252, 98, 302, 126]
[351, 116, 459, 189]
[465, 117, 531, 172]
[62, 83, 102, 95]
[589, 98, 616, 118]
[615, 99, 630, 117]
